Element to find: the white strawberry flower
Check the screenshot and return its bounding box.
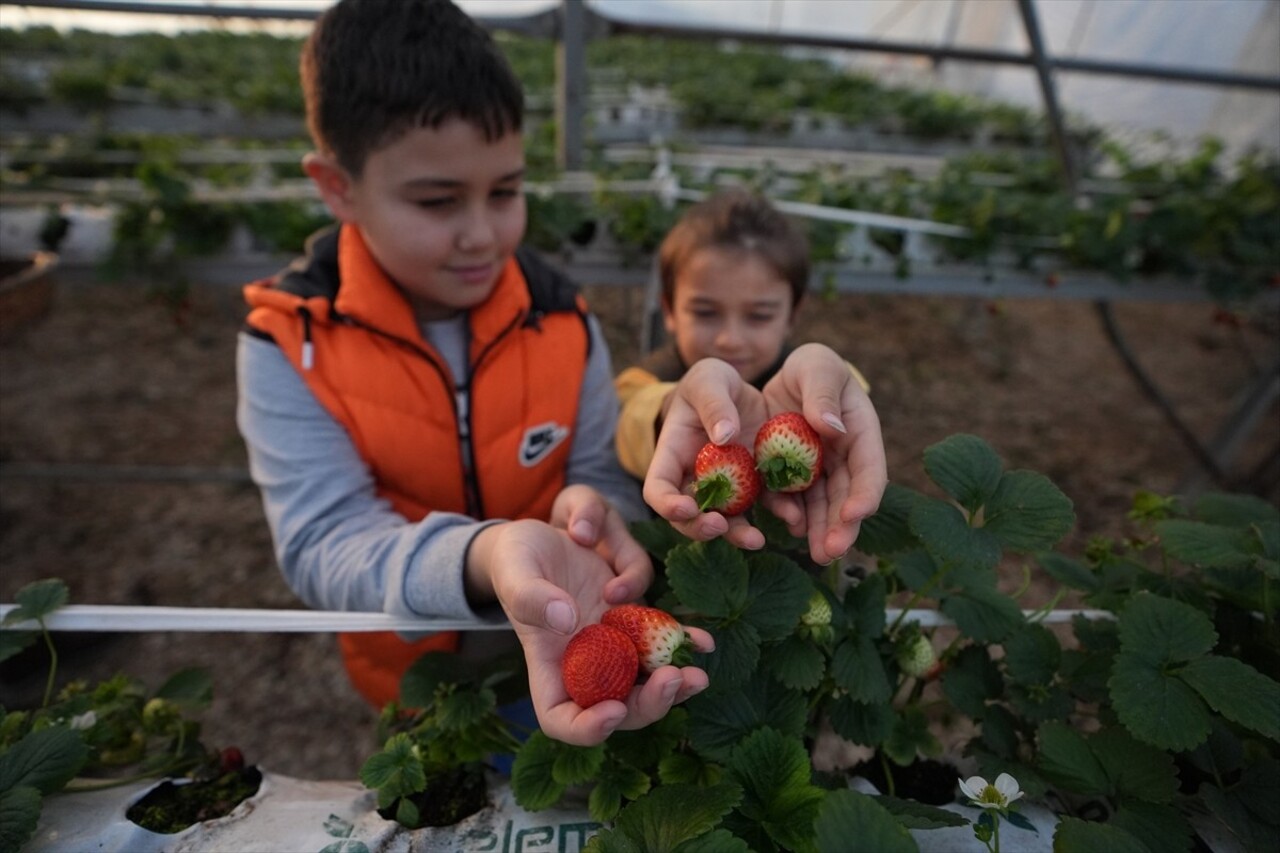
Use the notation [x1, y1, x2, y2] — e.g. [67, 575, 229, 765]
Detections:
[69, 710, 97, 730]
[958, 773, 1023, 810]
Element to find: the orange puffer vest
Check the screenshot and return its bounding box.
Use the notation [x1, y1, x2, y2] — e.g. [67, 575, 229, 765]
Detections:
[243, 225, 589, 708]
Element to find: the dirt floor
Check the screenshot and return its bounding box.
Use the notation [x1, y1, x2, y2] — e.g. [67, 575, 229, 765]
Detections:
[1, 268, 1276, 781]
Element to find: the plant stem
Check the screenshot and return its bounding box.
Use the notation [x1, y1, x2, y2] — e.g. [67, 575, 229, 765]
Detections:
[993, 814, 1002, 853]
[39, 618, 58, 709]
[878, 750, 896, 797]
[889, 566, 949, 635]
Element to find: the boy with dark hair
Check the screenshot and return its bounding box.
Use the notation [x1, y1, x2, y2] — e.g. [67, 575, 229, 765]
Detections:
[237, 0, 711, 747]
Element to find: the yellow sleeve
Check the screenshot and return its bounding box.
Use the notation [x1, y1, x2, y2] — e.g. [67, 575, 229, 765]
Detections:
[614, 366, 676, 480]
[848, 361, 871, 394]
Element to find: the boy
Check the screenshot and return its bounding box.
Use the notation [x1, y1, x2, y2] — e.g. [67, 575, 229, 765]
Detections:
[616, 189, 883, 563]
[236, 0, 710, 747]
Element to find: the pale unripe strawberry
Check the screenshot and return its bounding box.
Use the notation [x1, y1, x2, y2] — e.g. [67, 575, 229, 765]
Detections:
[754, 412, 823, 493]
[896, 634, 936, 678]
[798, 591, 834, 644]
[602, 604, 693, 674]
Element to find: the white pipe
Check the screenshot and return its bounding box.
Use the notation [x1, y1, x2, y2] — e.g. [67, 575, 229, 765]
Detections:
[0, 604, 1114, 634]
[0, 604, 508, 633]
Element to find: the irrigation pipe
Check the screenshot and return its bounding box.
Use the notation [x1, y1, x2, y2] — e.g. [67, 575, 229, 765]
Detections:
[0, 604, 1114, 634]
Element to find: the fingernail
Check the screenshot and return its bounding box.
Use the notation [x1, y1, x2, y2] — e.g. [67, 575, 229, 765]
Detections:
[571, 519, 594, 541]
[601, 711, 626, 732]
[711, 420, 736, 444]
[822, 412, 847, 434]
[545, 600, 575, 635]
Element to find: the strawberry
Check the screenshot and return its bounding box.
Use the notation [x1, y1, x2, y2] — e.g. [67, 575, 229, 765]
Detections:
[561, 623, 639, 708]
[693, 442, 761, 516]
[754, 412, 823, 493]
[896, 634, 936, 678]
[602, 604, 694, 673]
[797, 590, 834, 645]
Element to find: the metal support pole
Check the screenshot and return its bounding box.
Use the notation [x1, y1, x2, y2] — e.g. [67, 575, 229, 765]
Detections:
[555, 0, 586, 171]
[1015, 0, 1077, 193]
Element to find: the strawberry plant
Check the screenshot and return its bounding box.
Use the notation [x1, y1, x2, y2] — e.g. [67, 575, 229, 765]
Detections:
[496, 433, 1279, 852]
[0, 579, 248, 849]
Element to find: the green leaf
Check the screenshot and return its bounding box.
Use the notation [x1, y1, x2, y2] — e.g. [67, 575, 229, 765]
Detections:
[910, 497, 1001, 573]
[400, 651, 470, 707]
[728, 727, 825, 852]
[0, 630, 37, 664]
[630, 518, 691, 562]
[1234, 758, 1280, 826]
[1090, 727, 1179, 804]
[154, 667, 214, 709]
[1156, 520, 1259, 569]
[941, 645, 1003, 718]
[607, 709, 687, 769]
[762, 636, 827, 691]
[658, 752, 722, 787]
[883, 705, 941, 765]
[873, 795, 970, 829]
[1109, 653, 1212, 751]
[358, 734, 425, 802]
[1003, 623, 1062, 686]
[1037, 553, 1102, 592]
[831, 636, 891, 703]
[742, 552, 813, 641]
[552, 742, 604, 787]
[1118, 593, 1216, 665]
[613, 783, 742, 853]
[855, 483, 922, 556]
[923, 433, 1003, 513]
[1008, 682, 1074, 724]
[1110, 801, 1194, 853]
[589, 764, 650, 823]
[1192, 492, 1279, 527]
[982, 470, 1075, 553]
[585, 826, 644, 853]
[941, 587, 1024, 644]
[1037, 722, 1109, 795]
[980, 704, 1020, 758]
[843, 572, 888, 638]
[667, 539, 749, 619]
[0, 786, 42, 853]
[1052, 816, 1148, 853]
[1200, 784, 1280, 853]
[510, 731, 567, 811]
[699, 618, 760, 692]
[0, 727, 88, 795]
[3, 579, 69, 626]
[892, 549, 941, 592]
[814, 788, 918, 853]
[1178, 655, 1280, 741]
[827, 696, 894, 747]
[673, 829, 752, 853]
[687, 673, 807, 763]
[438, 687, 496, 731]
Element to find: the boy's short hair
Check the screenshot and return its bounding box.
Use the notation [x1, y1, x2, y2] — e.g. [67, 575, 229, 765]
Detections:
[658, 188, 810, 309]
[300, 0, 524, 176]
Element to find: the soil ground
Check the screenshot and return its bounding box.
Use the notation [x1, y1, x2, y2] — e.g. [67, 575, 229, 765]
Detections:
[1, 269, 1276, 781]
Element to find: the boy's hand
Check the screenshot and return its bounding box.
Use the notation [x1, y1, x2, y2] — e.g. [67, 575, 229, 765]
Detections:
[551, 484, 651, 606]
[469, 520, 712, 746]
[643, 347, 887, 564]
[643, 359, 772, 551]
[761, 343, 887, 564]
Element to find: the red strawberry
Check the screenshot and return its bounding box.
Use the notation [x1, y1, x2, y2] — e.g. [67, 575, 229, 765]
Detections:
[561, 623, 639, 707]
[754, 412, 823, 493]
[219, 746, 245, 774]
[602, 604, 694, 673]
[693, 442, 761, 516]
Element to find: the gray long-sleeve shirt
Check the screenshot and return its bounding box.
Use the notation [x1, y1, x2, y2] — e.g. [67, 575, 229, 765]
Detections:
[235, 311, 645, 624]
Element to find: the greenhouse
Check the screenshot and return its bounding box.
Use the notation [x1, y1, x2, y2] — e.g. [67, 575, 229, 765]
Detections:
[1, 1, 1277, 851]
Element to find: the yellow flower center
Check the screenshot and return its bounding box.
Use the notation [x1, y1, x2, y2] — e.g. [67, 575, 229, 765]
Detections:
[978, 785, 1006, 807]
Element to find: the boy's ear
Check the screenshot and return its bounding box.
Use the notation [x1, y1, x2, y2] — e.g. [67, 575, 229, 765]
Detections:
[661, 295, 677, 335]
[302, 152, 358, 223]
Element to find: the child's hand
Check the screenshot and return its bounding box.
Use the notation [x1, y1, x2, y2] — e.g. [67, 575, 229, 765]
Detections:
[468, 519, 712, 746]
[643, 358, 772, 550]
[551, 484, 652, 606]
[761, 343, 887, 564]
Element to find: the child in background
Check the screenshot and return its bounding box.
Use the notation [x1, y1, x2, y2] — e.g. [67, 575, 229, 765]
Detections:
[615, 188, 882, 563]
[236, 0, 710, 747]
